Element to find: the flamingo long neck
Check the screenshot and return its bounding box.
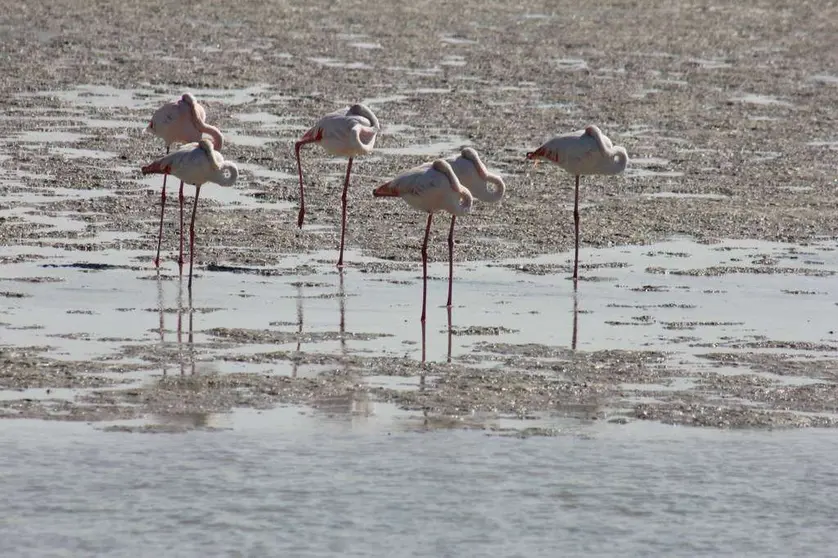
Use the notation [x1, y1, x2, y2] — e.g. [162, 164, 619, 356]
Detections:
[213, 162, 239, 187]
[587, 126, 628, 175]
[198, 122, 224, 151]
[348, 104, 380, 130]
[433, 159, 473, 216]
[480, 173, 506, 202]
[606, 147, 629, 174]
[183, 93, 224, 150]
[461, 148, 505, 203]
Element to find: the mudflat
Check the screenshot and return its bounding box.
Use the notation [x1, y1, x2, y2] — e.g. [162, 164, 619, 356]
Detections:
[1, 0, 837, 432]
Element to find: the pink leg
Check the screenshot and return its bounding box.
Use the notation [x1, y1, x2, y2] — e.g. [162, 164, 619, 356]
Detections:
[573, 174, 580, 289]
[447, 216, 456, 308]
[178, 181, 185, 271]
[421, 213, 433, 323]
[294, 134, 321, 229]
[188, 185, 201, 292]
[337, 157, 353, 268]
[571, 292, 579, 351]
[153, 146, 170, 268]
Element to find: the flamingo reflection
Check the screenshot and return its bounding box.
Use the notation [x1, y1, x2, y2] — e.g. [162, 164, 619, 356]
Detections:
[177, 278, 196, 375]
[292, 281, 303, 378]
[155, 273, 195, 376]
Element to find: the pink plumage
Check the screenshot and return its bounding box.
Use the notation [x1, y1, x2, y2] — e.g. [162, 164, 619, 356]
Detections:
[527, 125, 628, 286]
[295, 104, 380, 268]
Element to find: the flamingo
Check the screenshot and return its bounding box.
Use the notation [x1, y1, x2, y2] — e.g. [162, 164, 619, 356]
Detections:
[141, 139, 238, 291]
[373, 159, 473, 322]
[526, 125, 628, 286]
[295, 104, 380, 267]
[443, 147, 506, 308]
[146, 93, 224, 270]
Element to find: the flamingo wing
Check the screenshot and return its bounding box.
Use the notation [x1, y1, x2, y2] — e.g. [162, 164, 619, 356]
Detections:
[143, 143, 214, 186]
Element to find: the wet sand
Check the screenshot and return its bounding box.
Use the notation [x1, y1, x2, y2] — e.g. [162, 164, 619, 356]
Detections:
[1, 0, 837, 432]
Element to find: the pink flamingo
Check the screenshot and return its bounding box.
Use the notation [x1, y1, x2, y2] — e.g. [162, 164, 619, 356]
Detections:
[373, 159, 473, 322]
[295, 104, 380, 267]
[146, 93, 224, 270]
[526, 125, 628, 286]
[443, 147, 506, 308]
[141, 139, 238, 291]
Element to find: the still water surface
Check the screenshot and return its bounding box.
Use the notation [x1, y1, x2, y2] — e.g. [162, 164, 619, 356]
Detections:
[2, 413, 836, 557]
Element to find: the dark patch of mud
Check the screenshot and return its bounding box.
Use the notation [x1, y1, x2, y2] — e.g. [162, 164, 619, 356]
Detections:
[0, 348, 136, 390]
[634, 403, 838, 429]
[206, 327, 392, 344]
[659, 266, 835, 277]
[449, 325, 520, 336]
[699, 352, 838, 381]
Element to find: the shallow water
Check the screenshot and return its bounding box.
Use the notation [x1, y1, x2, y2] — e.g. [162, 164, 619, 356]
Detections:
[1, 236, 835, 380]
[2, 416, 837, 557]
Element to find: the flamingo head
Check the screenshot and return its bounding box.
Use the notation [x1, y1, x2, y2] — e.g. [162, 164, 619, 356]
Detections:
[525, 149, 543, 167]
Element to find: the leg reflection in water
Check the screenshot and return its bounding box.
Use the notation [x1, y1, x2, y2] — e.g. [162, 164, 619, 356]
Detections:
[571, 291, 579, 351]
[339, 269, 347, 365]
[293, 281, 303, 378]
[157, 269, 167, 376]
[447, 306, 453, 364]
[176, 278, 196, 375]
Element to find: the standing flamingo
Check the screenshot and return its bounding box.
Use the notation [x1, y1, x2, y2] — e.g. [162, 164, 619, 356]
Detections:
[141, 139, 238, 291]
[444, 147, 506, 308]
[526, 125, 628, 286]
[373, 159, 473, 322]
[295, 104, 380, 267]
[146, 93, 224, 270]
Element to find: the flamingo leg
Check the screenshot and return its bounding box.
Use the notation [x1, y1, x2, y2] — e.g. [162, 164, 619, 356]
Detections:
[153, 146, 170, 268]
[188, 185, 201, 292]
[294, 134, 321, 230]
[178, 181, 185, 272]
[421, 213, 433, 323]
[337, 157, 354, 268]
[447, 216, 456, 308]
[573, 174, 580, 288]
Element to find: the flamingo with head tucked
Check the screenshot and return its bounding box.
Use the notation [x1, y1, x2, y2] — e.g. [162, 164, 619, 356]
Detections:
[526, 125, 628, 287]
[373, 159, 473, 322]
[444, 147, 506, 307]
[295, 104, 380, 268]
[141, 139, 238, 291]
[146, 93, 224, 270]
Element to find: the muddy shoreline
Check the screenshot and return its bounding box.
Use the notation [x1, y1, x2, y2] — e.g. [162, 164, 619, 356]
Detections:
[1, 0, 837, 432]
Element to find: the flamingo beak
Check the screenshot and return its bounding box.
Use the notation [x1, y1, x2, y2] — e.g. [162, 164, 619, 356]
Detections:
[141, 162, 171, 175]
[373, 183, 398, 197]
[525, 151, 541, 167]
